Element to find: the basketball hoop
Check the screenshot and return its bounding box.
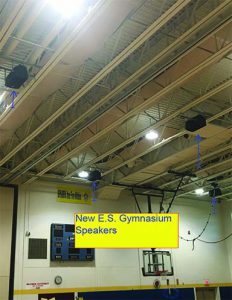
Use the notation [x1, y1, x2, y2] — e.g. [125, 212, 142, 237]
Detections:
[142, 250, 174, 277]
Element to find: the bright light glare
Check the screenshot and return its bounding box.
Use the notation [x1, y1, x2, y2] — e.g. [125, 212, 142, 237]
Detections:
[0, 91, 6, 104]
[49, 0, 84, 18]
[145, 130, 159, 140]
[195, 188, 204, 195]
[78, 171, 89, 178]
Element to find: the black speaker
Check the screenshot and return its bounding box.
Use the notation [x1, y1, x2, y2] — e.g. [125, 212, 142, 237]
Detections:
[209, 187, 222, 197]
[88, 170, 102, 181]
[5, 65, 28, 89]
[185, 115, 206, 132]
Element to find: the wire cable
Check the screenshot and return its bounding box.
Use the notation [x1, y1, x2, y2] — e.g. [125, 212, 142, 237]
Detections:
[179, 212, 212, 250]
[180, 211, 232, 249]
[197, 233, 232, 244]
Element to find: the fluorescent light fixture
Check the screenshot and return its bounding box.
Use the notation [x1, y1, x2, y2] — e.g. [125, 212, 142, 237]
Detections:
[0, 91, 6, 104]
[145, 130, 159, 140]
[78, 171, 89, 178]
[195, 188, 204, 196]
[48, 0, 84, 18]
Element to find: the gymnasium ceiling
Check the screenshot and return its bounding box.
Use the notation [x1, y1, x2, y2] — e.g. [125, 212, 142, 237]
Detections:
[0, 0, 231, 204]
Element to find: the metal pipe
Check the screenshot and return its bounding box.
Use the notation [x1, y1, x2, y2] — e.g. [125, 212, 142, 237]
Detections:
[147, 195, 152, 213]
[112, 182, 176, 193]
[166, 176, 184, 213]
[9, 36, 54, 51]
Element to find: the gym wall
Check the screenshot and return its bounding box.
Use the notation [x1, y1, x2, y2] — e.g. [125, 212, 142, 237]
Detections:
[8, 182, 232, 299]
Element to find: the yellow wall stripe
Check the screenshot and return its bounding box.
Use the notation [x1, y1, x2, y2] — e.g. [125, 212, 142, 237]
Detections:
[14, 282, 232, 295]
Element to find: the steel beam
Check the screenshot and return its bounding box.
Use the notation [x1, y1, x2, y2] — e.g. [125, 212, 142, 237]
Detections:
[2, 2, 231, 174]
[22, 42, 232, 182]
[0, 0, 191, 164]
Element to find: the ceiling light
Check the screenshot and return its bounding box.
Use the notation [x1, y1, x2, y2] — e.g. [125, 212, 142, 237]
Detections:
[0, 91, 7, 104]
[78, 171, 89, 178]
[48, 0, 84, 18]
[195, 188, 204, 196]
[145, 130, 159, 140]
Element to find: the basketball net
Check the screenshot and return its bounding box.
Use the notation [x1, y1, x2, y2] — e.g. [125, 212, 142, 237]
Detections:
[154, 270, 168, 276]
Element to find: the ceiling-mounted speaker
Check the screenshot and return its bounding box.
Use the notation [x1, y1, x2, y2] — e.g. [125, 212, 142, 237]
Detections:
[5, 65, 28, 89]
[185, 115, 206, 132]
[209, 187, 222, 197]
[88, 170, 102, 181]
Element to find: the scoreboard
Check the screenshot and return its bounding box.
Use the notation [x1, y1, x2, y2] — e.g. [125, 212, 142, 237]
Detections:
[50, 223, 94, 261]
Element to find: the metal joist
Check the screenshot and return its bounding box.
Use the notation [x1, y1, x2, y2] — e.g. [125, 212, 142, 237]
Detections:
[20, 40, 232, 185]
[164, 164, 232, 202]
[0, 0, 192, 164]
[108, 109, 232, 183]
[63, 78, 232, 179]
[139, 142, 232, 185]
[0, 0, 29, 50]
[10, 1, 232, 174]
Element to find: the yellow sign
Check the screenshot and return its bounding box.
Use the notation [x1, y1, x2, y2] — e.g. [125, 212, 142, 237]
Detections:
[74, 213, 179, 248]
[57, 186, 92, 204]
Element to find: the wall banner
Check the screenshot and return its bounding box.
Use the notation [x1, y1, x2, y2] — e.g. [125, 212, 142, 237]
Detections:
[57, 185, 92, 205]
